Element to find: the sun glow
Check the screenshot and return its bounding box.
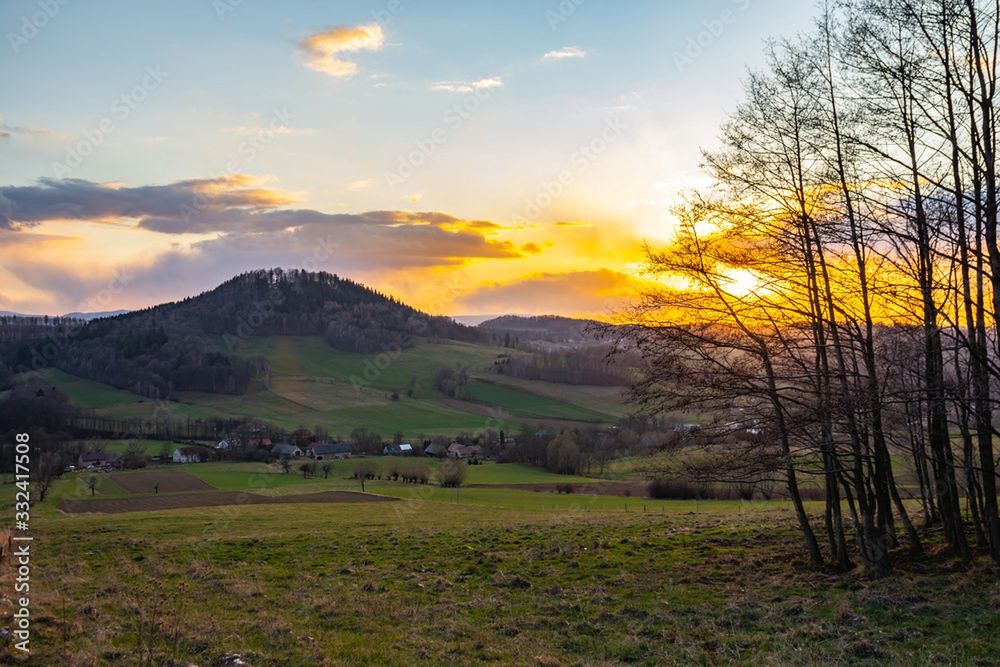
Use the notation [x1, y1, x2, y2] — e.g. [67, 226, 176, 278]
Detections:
[720, 268, 765, 297]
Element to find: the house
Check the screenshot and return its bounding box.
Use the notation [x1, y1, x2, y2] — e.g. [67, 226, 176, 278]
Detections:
[272, 443, 303, 458]
[77, 450, 116, 469]
[172, 447, 204, 464]
[671, 423, 700, 432]
[216, 439, 231, 450]
[424, 442, 448, 457]
[446, 443, 483, 460]
[383, 443, 413, 456]
[310, 442, 352, 460]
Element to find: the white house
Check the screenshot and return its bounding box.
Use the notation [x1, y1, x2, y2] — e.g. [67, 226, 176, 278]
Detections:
[172, 447, 203, 464]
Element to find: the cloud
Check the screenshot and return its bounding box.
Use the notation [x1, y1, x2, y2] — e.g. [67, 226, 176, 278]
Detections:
[0, 176, 533, 256]
[541, 46, 586, 61]
[456, 269, 643, 317]
[0, 116, 61, 140]
[0, 206, 530, 314]
[299, 24, 385, 78]
[428, 77, 503, 94]
[0, 175, 528, 313]
[0, 175, 292, 230]
[348, 179, 373, 192]
[0, 174, 294, 229]
[221, 125, 313, 136]
[409, 193, 423, 204]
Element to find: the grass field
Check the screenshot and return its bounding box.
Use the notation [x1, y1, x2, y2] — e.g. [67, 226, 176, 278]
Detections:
[51, 460, 609, 502]
[465, 380, 615, 422]
[19, 336, 630, 439]
[9, 459, 999, 665]
[24, 368, 150, 412]
[72, 439, 175, 456]
[234, 337, 502, 399]
[484, 374, 633, 419]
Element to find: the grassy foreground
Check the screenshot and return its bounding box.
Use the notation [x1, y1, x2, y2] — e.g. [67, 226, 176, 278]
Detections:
[6, 473, 1000, 665]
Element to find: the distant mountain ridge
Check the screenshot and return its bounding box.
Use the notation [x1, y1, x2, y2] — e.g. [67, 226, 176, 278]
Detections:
[2, 269, 477, 398]
[478, 315, 603, 347]
[0, 310, 129, 320]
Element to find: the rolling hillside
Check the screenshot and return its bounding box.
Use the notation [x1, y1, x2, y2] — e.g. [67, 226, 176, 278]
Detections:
[23, 337, 626, 437]
[4, 269, 478, 400]
[6, 269, 628, 437]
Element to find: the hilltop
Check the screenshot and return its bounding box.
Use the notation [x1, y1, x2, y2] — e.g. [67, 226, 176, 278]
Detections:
[3, 270, 629, 438]
[5, 269, 477, 398]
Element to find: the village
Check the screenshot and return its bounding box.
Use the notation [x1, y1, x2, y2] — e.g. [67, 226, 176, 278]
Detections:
[69, 431, 492, 474]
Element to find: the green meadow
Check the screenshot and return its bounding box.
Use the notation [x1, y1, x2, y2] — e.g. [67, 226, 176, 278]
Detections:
[7, 459, 997, 665]
[19, 337, 629, 438]
[465, 380, 615, 422]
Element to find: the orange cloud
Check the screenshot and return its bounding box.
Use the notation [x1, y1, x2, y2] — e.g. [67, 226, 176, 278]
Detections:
[299, 24, 385, 78]
[455, 269, 649, 319]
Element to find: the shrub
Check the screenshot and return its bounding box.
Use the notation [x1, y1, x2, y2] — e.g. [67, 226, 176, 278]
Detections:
[647, 479, 736, 500]
[545, 431, 580, 475]
[555, 483, 575, 494]
[399, 460, 430, 484]
[648, 478, 701, 500]
[352, 460, 379, 480]
[437, 459, 468, 488]
[117, 443, 148, 470]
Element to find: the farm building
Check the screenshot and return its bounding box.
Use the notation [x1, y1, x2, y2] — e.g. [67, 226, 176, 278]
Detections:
[77, 450, 116, 469]
[216, 439, 231, 450]
[447, 443, 483, 460]
[172, 447, 204, 464]
[383, 443, 413, 455]
[272, 443, 303, 458]
[309, 442, 351, 460]
[424, 442, 447, 457]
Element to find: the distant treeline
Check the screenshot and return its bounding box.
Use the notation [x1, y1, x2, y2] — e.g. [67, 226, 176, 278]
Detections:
[0, 315, 86, 343]
[492, 348, 632, 386]
[480, 315, 601, 346]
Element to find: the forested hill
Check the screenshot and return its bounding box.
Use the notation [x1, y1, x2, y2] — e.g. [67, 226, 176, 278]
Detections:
[6, 269, 478, 398]
[478, 315, 602, 347]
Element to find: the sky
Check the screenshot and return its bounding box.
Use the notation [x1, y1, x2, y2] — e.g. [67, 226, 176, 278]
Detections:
[0, 0, 817, 318]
